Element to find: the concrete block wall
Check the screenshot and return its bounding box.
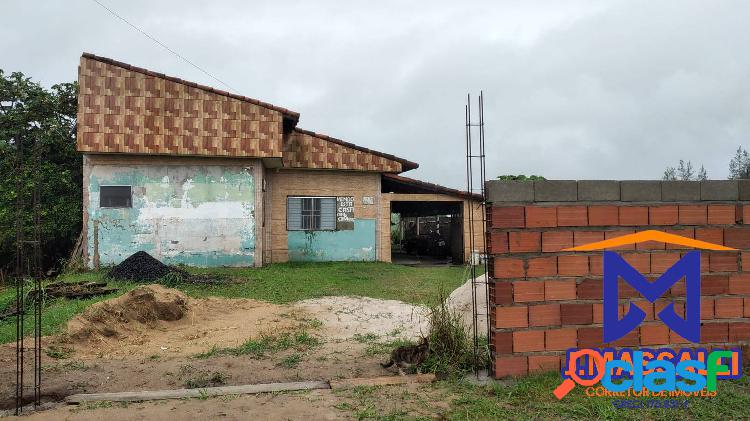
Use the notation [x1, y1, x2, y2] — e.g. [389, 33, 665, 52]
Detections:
[486, 180, 750, 378]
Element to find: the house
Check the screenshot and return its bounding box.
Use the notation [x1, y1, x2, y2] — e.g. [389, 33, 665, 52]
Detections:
[77, 53, 484, 268]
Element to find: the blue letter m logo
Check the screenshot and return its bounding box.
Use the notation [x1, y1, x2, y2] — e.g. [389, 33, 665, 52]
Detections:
[603, 250, 700, 343]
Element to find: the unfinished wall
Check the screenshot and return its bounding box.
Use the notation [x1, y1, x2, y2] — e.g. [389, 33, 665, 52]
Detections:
[83, 155, 262, 267]
[380, 193, 485, 263]
[265, 169, 381, 263]
[486, 180, 750, 378]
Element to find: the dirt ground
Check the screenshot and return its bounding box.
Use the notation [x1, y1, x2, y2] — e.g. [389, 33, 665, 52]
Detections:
[0, 283, 476, 419]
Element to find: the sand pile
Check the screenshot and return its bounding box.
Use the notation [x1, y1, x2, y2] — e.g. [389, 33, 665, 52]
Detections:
[446, 274, 488, 334]
[66, 284, 188, 343]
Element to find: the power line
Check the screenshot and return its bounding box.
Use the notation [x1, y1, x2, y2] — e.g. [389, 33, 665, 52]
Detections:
[90, 0, 239, 94]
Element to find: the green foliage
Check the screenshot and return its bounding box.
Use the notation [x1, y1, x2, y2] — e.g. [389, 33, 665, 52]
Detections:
[497, 175, 546, 181]
[729, 146, 750, 179]
[0, 70, 79, 271]
[663, 159, 707, 180]
[194, 329, 321, 359]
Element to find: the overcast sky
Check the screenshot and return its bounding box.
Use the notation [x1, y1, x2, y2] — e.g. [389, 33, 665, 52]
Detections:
[3, 0, 749, 188]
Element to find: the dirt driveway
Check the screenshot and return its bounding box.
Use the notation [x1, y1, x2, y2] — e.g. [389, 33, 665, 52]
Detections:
[0, 284, 457, 419]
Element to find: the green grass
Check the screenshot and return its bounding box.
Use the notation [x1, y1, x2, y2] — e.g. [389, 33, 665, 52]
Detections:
[194, 329, 321, 359]
[0, 262, 477, 345]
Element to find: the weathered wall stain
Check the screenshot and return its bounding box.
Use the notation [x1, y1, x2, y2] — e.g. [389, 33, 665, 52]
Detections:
[287, 219, 377, 262]
[86, 164, 255, 267]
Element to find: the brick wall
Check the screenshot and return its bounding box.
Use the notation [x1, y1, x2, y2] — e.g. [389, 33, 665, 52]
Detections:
[486, 180, 750, 378]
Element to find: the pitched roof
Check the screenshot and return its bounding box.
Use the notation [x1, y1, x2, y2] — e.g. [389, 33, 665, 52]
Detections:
[287, 128, 418, 172]
[82, 53, 299, 122]
[382, 173, 482, 200]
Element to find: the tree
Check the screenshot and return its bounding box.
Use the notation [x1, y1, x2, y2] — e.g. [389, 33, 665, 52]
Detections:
[0, 70, 80, 272]
[662, 160, 707, 181]
[728, 147, 750, 179]
[497, 175, 546, 181]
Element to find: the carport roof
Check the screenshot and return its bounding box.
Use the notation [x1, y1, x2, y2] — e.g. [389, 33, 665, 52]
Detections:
[382, 174, 482, 201]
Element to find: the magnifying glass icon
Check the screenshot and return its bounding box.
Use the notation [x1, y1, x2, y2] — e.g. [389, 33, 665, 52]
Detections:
[553, 349, 605, 400]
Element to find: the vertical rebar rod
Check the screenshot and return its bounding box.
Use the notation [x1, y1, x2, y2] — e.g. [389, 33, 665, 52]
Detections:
[478, 92, 490, 371]
[14, 132, 24, 415]
[466, 94, 479, 375]
[33, 136, 42, 407]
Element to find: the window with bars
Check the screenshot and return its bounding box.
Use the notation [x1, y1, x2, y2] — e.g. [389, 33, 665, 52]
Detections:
[287, 197, 336, 230]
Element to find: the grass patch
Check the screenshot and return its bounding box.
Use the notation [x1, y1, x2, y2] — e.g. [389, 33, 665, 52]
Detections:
[176, 364, 228, 389]
[0, 263, 478, 345]
[195, 330, 321, 359]
[279, 353, 303, 369]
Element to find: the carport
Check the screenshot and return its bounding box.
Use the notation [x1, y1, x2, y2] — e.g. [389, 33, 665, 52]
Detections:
[380, 174, 484, 265]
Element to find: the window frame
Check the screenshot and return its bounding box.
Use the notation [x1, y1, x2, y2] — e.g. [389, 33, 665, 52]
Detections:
[99, 185, 133, 208]
[286, 196, 337, 231]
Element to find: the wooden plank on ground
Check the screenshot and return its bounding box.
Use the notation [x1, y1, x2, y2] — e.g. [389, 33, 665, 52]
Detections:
[329, 374, 436, 390]
[65, 380, 331, 404]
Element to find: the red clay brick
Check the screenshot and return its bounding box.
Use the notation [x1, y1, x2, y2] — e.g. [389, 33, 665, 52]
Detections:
[715, 297, 744, 319]
[574, 231, 604, 247]
[619, 206, 648, 226]
[542, 231, 573, 252]
[729, 322, 750, 341]
[669, 328, 691, 344]
[525, 206, 557, 228]
[651, 253, 682, 273]
[492, 331, 513, 354]
[655, 300, 684, 318]
[729, 273, 750, 295]
[496, 306, 528, 328]
[703, 275, 729, 295]
[636, 240, 665, 250]
[725, 227, 750, 249]
[613, 329, 640, 347]
[588, 206, 618, 226]
[494, 257, 525, 279]
[744, 252, 750, 272]
[695, 228, 723, 246]
[527, 256, 556, 277]
[529, 303, 561, 327]
[577, 327, 603, 348]
[509, 231, 541, 253]
[545, 328, 577, 351]
[589, 255, 603, 275]
[621, 253, 650, 274]
[489, 231, 509, 254]
[701, 299, 715, 320]
[495, 356, 528, 378]
[708, 204, 736, 225]
[560, 303, 593, 325]
[618, 279, 640, 299]
[702, 323, 728, 343]
[558, 255, 589, 276]
[544, 279, 576, 300]
[604, 229, 636, 250]
[745, 298, 750, 317]
[492, 206, 525, 228]
[513, 330, 545, 352]
[640, 324, 669, 345]
[557, 206, 588, 227]
[592, 303, 603, 324]
[649, 206, 678, 225]
[679, 205, 708, 225]
[513, 281, 545, 303]
[744, 205, 750, 224]
[493, 282, 514, 305]
[709, 253, 738, 272]
[528, 355, 560, 373]
[664, 228, 695, 249]
[633, 301, 655, 321]
[577, 278, 602, 300]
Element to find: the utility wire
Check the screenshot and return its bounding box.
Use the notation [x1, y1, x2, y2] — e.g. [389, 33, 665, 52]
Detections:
[90, 0, 239, 94]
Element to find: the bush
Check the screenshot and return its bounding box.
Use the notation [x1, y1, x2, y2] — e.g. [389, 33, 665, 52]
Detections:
[423, 289, 488, 377]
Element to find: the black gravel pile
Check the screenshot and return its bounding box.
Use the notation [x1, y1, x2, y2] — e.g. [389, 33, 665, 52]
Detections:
[108, 251, 187, 282]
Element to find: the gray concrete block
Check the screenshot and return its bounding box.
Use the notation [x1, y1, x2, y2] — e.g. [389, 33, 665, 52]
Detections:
[485, 180, 534, 203]
[737, 180, 750, 201]
[533, 180, 577, 202]
[700, 180, 738, 200]
[577, 181, 620, 201]
[661, 181, 701, 201]
[620, 181, 662, 202]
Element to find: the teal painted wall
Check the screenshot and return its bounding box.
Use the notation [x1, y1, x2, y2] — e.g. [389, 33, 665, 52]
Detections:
[287, 219, 377, 262]
[87, 165, 255, 267]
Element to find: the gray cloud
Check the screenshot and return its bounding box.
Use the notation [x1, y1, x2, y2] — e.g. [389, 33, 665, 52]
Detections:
[2, 0, 749, 188]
